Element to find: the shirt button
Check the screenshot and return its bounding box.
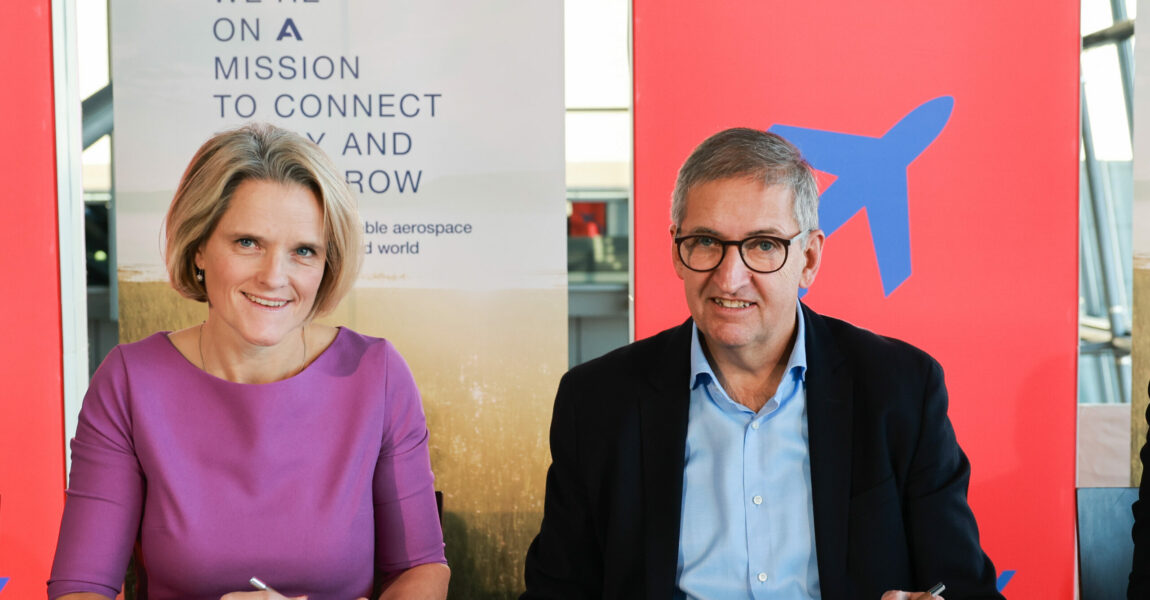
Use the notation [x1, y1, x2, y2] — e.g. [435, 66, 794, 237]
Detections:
[757, 572, 768, 582]
[751, 421, 760, 430]
[752, 495, 763, 505]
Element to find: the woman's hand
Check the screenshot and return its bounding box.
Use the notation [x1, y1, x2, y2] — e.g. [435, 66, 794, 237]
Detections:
[220, 590, 307, 600]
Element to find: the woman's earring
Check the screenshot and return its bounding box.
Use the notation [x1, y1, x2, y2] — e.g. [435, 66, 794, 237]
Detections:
[195, 268, 205, 283]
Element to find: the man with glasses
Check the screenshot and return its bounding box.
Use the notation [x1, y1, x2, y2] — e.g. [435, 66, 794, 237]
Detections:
[523, 128, 1003, 600]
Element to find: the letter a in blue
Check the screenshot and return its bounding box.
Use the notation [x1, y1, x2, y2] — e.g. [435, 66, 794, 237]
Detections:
[277, 18, 302, 41]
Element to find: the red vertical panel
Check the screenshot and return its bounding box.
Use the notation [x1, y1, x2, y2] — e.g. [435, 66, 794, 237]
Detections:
[0, 0, 67, 596]
[634, 2, 1078, 596]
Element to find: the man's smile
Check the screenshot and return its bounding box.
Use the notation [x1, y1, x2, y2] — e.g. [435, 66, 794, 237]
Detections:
[711, 297, 753, 309]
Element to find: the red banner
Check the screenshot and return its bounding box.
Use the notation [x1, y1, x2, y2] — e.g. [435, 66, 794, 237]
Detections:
[0, 0, 67, 597]
[634, 1, 1079, 596]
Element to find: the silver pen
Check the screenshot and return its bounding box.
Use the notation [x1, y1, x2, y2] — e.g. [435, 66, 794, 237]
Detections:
[250, 577, 280, 596]
[927, 582, 946, 597]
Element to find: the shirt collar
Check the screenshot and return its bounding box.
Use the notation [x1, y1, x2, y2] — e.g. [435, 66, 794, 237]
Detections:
[689, 303, 808, 389]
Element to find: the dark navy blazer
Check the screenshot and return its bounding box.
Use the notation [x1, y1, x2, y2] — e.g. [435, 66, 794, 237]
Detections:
[523, 304, 1003, 600]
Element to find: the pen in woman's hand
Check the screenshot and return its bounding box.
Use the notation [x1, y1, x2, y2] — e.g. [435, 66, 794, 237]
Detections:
[251, 576, 306, 599]
[249, 577, 279, 595]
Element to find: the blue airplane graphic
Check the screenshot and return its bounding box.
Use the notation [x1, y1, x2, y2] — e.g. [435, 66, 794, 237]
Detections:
[769, 96, 954, 296]
[996, 569, 1015, 591]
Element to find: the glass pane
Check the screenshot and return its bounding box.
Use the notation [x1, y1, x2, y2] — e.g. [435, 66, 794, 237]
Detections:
[1083, 45, 1132, 161]
[565, 0, 631, 108]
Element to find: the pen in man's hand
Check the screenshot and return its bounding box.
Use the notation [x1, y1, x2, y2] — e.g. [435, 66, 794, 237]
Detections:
[927, 582, 946, 597]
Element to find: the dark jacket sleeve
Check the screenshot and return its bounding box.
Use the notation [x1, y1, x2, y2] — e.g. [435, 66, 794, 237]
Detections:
[1130, 385, 1150, 599]
[810, 312, 1002, 599]
[522, 371, 602, 599]
[898, 357, 1003, 599]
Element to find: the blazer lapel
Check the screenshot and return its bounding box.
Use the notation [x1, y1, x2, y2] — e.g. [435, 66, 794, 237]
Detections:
[802, 305, 853, 600]
[638, 319, 693, 599]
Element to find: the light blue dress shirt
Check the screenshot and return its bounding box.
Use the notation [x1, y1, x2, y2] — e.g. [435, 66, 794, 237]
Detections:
[675, 306, 821, 600]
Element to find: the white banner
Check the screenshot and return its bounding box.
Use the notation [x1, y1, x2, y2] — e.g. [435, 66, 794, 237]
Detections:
[113, 0, 565, 292]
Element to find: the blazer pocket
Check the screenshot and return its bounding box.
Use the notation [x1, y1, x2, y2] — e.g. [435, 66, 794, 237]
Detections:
[848, 475, 899, 516]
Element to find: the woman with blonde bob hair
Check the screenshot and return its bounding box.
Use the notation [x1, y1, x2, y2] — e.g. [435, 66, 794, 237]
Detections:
[49, 123, 449, 600]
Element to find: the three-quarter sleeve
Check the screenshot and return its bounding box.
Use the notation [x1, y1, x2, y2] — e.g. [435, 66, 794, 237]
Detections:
[48, 347, 145, 599]
[372, 342, 447, 576]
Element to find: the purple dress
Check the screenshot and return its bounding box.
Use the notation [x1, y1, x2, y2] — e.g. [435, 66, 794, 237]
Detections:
[48, 328, 446, 600]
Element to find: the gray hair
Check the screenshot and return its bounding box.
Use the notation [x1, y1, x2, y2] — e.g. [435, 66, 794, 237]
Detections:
[671, 128, 819, 231]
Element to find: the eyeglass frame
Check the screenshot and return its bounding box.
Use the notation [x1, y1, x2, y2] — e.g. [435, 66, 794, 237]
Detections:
[673, 229, 811, 274]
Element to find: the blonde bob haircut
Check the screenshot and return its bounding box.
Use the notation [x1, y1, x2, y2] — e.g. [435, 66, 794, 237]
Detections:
[165, 122, 363, 319]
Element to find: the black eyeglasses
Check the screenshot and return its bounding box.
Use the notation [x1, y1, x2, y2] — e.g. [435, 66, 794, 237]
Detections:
[674, 230, 808, 274]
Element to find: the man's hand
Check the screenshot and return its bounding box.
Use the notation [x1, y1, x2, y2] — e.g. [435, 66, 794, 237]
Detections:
[881, 591, 944, 600]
